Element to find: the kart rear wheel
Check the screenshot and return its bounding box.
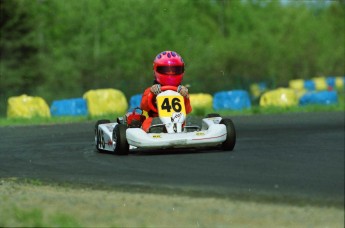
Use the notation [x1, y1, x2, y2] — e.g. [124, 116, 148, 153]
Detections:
[113, 124, 129, 155]
[95, 119, 110, 153]
[220, 118, 236, 151]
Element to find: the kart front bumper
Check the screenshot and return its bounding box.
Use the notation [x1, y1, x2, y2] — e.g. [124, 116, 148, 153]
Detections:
[126, 124, 227, 149]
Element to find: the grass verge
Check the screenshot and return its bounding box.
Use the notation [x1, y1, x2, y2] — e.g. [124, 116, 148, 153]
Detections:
[0, 178, 343, 227]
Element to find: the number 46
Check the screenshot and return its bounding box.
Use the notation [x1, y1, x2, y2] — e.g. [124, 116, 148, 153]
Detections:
[161, 98, 182, 112]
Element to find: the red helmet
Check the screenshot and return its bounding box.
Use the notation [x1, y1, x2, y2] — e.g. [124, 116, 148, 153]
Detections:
[153, 51, 184, 86]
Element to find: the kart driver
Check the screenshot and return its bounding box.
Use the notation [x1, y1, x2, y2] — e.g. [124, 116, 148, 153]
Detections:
[140, 50, 192, 132]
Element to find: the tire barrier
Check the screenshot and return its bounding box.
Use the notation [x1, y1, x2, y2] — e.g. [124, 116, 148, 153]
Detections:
[129, 94, 143, 109]
[304, 80, 316, 91]
[326, 77, 336, 88]
[7, 94, 51, 119]
[260, 88, 298, 107]
[289, 79, 305, 91]
[83, 88, 128, 117]
[189, 93, 213, 114]
[313, 77, 329, 91]
[50, 98, 88, 117]
[6, 75, 344, 120]
[299, 91, 338, 106]
[250, 82, 267, 99]
[289, 76, 345, 91]
[324, 76, 344, 90]
[289, 79, 315, 91]
[213, 90, 251, 111]
[335, 76, 345, 90]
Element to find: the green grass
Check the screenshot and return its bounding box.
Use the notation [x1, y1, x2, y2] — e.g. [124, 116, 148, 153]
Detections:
[0, 178, 343, 228]
[0, 115, 95, 126]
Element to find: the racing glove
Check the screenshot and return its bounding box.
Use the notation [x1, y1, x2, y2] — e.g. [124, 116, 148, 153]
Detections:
[150, 84, 161, 95]
[177, 85, 189, 98]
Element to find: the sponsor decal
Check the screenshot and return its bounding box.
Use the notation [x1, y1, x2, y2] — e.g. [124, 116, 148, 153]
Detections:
[192, 133, 227, 141]
[152, 134, 161, 138]
[171, 112, 183, 123]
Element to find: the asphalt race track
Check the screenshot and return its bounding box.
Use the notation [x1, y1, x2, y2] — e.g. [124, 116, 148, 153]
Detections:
[0, 112, 344, 205]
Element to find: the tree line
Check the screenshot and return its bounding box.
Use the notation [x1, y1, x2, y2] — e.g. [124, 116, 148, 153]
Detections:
[0, 0, 344, 116]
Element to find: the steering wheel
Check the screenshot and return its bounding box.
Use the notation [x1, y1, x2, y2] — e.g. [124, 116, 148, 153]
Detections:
[147, 86, 178, 113]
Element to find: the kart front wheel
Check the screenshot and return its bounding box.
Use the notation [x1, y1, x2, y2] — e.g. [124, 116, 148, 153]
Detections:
[95, 119, 110, 153]
[112, 124, 129, 155]
[220, 118, 236, 151]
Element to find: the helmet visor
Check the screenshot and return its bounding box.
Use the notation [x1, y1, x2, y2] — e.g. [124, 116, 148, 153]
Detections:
[156, 66, 184, 75]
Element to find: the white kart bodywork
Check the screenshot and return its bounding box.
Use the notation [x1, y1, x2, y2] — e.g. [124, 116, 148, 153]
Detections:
[96, 115, 227, 151]
[95, 90, 233, 153]
[126, 118, 226, 149]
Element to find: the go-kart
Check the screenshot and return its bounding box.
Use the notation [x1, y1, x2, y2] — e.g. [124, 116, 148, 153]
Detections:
[94, 86, 236, 155]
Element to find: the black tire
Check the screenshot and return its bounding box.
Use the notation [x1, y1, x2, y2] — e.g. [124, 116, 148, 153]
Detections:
[112, 124, 129, 155]
[220, 118, 236, 151]
[206, 113, 221, 118]
[95, 119, 110, 153]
